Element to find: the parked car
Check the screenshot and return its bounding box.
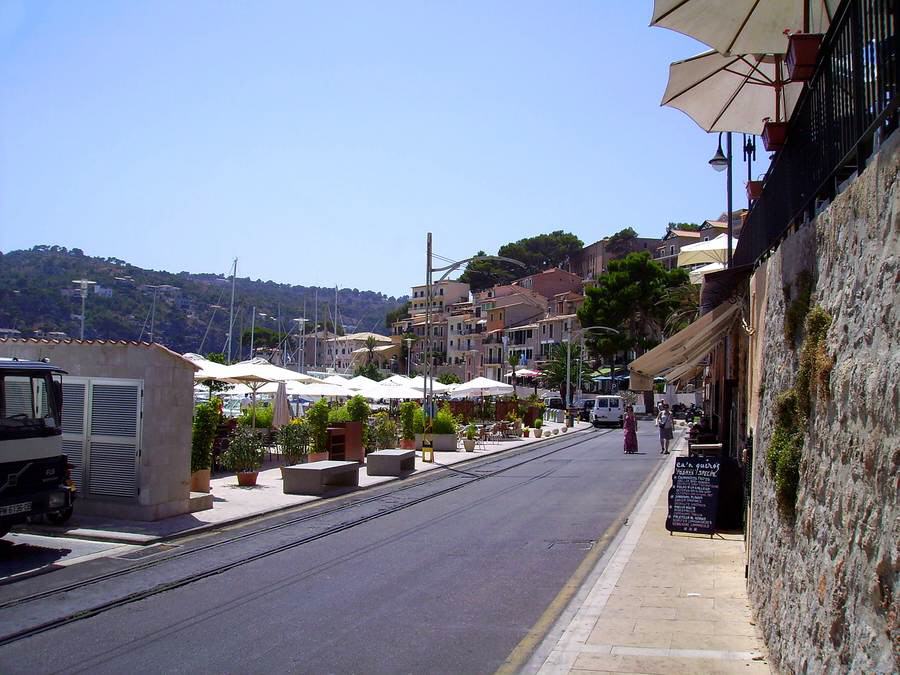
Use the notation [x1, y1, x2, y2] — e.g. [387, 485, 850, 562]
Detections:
[542, 395, 564, 410]
[586, 395, 624, 428]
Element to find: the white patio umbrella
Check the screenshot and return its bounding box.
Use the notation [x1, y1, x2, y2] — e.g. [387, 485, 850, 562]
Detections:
[450, 376, 514, 399]
[272, 382, 292, 428]
[662, 51, 803, 134]
[651, 0, 839, 56]
[677, 234, 738, 267]
[689, 261, 726, 284]
[356, 382, 424, 401]
[221, 358, 321, 384]
[293, 381, 352, 399]
[381, 374, 413, 386]
[183, 353, 233, 382]
[346, 375, 379, 390]
[406, 375, 452, 394]
[322, 374, 352, 387]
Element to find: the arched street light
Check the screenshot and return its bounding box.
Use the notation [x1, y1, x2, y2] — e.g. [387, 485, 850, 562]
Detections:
[423, 232, 525, 425]
[574, 325, 621, 403]
[709, 131, 733, 267]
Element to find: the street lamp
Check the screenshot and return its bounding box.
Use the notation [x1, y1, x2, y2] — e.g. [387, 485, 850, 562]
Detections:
[71, 279, 96, 340]
[709, 131, 734, 267]
[423, 232, 524, 424]
[576, 325, 620, 400]
[293, 318, 309, 372]
[404, 337, 414, 377]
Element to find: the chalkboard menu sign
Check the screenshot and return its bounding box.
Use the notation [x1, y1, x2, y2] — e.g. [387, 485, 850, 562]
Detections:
[666, 456, 721, 535]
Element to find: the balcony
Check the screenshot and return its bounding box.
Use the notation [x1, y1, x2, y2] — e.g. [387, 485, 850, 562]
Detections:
[736, 0, 897, 268]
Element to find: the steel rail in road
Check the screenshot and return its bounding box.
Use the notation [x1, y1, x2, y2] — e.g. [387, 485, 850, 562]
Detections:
[0, 429, 613, 648]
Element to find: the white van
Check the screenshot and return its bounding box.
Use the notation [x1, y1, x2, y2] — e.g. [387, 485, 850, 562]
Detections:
[586, 395, 624, 427]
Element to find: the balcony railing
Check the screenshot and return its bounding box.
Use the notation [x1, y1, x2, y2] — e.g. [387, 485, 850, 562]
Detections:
[736, 0, 897, 267]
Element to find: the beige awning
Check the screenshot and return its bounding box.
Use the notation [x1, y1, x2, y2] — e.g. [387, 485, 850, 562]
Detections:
[628, 302, 739, 389]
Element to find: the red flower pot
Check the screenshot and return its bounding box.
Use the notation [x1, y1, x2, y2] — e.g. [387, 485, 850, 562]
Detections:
[786, 33, 823, 82]
[236, 471, 259, 487]
[746, 180, 764, 201]
[762, 121, 788, 152]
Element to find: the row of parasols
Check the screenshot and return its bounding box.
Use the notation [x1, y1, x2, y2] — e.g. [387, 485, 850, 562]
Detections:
[185, 353, 519, 402]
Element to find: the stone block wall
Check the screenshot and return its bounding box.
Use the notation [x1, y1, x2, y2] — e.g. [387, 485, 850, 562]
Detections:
[746, 133, 899, 672]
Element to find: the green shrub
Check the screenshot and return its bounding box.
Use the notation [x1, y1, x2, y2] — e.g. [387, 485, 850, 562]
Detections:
[306, 399, 330, 453]
[328, 405, 351, 423]
[784, 270, 813, 344]
[372, 411, 397, 449]
[238, 403, 273, 429]
[465, 423, 478, 440]
[191, 399, 222, 473]
[278, 418, 309, 465]
[432, 405, 456, 435]
[399, 401, 418, 440]
[346, 395, 372, 447]
[221, 427, 263, 473]
[533, 418, 543, 429]
[412, 406, 426, 434]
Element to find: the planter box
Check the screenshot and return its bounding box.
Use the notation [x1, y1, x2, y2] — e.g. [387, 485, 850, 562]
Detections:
[762, 121, 788, 152]
[786, 33, 823, 82]
[746, 180, 764, 201]
[415, 433, 458, 452]
[190, 469, 211, 493]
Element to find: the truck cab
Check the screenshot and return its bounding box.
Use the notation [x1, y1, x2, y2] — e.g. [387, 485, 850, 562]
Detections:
[0, 358, 76, 537]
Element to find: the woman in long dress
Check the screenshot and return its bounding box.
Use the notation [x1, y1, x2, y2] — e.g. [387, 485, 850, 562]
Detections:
[623, 406, 638, 454]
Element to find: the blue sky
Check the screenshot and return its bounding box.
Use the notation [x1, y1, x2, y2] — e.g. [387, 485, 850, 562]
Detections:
[0, 1, 749, 297]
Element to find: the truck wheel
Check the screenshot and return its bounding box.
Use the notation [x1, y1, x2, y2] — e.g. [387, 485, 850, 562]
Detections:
[46, 507, 74, 525]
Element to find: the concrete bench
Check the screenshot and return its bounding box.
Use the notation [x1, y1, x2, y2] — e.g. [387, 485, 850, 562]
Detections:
[282, 460, 360, 495]
[366, 449, 416, 477]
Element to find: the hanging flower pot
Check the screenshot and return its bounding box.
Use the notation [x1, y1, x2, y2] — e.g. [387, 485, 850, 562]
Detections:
[762, 121, 788, 152]
[746, 180, 764, 201]
[786, 33, 823, 82]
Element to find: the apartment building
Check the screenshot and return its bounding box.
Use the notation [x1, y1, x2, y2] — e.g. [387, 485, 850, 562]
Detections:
[568, 236, 660, 282]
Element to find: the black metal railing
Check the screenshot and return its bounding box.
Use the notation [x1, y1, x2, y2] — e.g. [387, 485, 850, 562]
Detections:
[735, 0, 897, 267]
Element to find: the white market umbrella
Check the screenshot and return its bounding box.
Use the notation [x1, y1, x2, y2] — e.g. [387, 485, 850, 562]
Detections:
[272, 382, 292, 428]
[346, 375, 379, 390]
[406, 375, 451, 394]
[689, 262, 726, 284]
[677, 234, 738, 267]
[293, 381, 352, 399]
[221, 358, 321, 384]
[382, 374, 413, 386]
[356, 382, 424, 401]
[183, 353, 233, 382]
[651, 0, 839, 56]
[322, 374, 352, 387]
[450, 376, 514, 399]
[662, 51, 802, 134]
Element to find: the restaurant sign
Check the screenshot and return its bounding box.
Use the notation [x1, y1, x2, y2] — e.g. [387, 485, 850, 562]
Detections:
[666, 456, 721, 535]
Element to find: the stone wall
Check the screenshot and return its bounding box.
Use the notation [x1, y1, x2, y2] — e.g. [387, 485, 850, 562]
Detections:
[746, 132, 899, 673]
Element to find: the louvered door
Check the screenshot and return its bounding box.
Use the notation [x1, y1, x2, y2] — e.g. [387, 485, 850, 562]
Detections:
[61, 378, 89, 492]
[86, 380, 142, 498]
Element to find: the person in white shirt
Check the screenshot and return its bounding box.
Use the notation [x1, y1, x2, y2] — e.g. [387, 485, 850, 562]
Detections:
[656, 403, 673, 454]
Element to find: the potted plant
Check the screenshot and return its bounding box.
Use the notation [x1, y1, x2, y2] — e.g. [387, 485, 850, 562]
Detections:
[786, 32, 823, 82]
[399, 401, 417, 449]
[306, 399, 331, 462]
[221, 427, 264, 486]
[373, 411, 398, 450]
[413, 406, 426, 449]
[762, 118, 788, 152]
[463, 423, 478, 452]
[523, 427, 530, 438]
[746, 179, 764, 202]
[533, 418, 544, 438]
[430, 405, 459, 452]
[278, 418, 309, 472]
[190, 399, 221, 493]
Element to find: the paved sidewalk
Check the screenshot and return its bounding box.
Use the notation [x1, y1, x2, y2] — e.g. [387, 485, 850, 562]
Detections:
[528, 436, 771, 675]
[24, 420, 588, 544]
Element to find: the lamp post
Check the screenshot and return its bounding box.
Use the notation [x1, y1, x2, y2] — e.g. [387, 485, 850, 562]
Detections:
[576, 325, 620, 400]
[71, 279, 96, 340]
[404, 337, 414, 377]
[424, 232, 524, 425]
[709, 131, 733, 267]
[293, 317, 309, 372]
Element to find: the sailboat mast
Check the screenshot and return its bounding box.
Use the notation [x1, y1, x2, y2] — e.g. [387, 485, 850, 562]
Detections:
[227, 257, 237, 362]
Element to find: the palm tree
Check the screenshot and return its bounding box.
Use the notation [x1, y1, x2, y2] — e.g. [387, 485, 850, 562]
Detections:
[541, 343, 589, 402]
[364, 335, 378, 365]
[507, 352, 520, 395]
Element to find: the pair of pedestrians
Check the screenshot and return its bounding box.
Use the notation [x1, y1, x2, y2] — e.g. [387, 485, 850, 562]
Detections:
[621, 404, 673, 454]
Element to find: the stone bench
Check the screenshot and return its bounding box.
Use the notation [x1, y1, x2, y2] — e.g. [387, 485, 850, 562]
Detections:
[366, 449, 416, 477]
[282, 460, 360, 495]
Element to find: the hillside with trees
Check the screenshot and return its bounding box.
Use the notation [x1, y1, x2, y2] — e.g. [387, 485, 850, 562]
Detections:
[0, 246, 406, 356]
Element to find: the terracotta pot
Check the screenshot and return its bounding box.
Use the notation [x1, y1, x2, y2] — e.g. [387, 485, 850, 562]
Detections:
[786, 33, 823, 82]
[762, 121, 788, 152]
[746, 180, 764, 201]
[236, 471, 259, 487]
[308, 451, 329, 463]
[523, 429, 530, 437]
[190, 469, 211, 493]
[399, 438, 416, 450]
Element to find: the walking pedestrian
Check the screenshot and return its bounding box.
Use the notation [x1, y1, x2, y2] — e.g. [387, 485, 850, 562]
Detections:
[623, 405, 638, 454]
[656, 403, 673, 454]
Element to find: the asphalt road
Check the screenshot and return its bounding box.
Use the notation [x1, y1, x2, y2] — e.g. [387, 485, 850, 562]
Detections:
[0, 424, 666, 674]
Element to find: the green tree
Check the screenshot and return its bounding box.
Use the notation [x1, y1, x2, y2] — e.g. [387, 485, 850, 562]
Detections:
[604, 227, 639, 258]
[436, 372, 460, 385]
[577, 252, 690, 367]
[540, 343, 589, 402]
[458, 232, 584, 291]
[668, 222, 701, 231]
[353, 362, 384, 381]
[507, 352, 521, 395]
[364, 335, 378, 364]
[385, 302, 410, 329]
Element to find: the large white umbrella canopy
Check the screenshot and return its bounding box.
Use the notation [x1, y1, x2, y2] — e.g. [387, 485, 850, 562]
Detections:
[356, 382, 424, 401]
[322, 374, 352, 387]
[183, 353, 233, 382]
[677, 234, 738, 267]
[346, 375, 379, 390]
[219, 358, 321, 385]
[450, 376, 514, 398]
[662, 51, 803, 134]
[292, 381, 352, 399]
[651, 0, 839, 56]
[406, 375, 452, 394]
[689, 262, 726, 284]
[381, 374, 413, 387]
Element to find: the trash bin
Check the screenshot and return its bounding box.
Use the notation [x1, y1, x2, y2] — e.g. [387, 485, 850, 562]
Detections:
[566, 412, 575, 428]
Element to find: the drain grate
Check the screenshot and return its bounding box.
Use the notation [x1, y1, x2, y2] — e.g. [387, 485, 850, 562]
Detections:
[117, 543, 179, 560]
[547, 540, 595, 551]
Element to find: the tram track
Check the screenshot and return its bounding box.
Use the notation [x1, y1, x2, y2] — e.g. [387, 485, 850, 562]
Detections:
[0, 429, 612, 647]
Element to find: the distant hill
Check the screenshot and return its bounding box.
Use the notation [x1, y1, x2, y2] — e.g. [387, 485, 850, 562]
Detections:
[0, 246, 407, 356]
